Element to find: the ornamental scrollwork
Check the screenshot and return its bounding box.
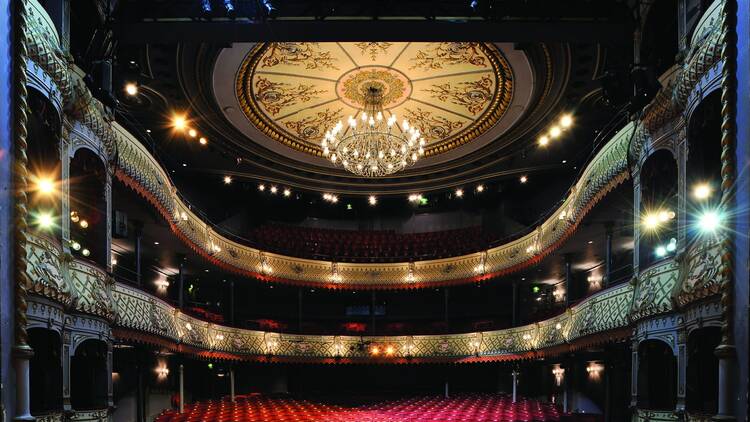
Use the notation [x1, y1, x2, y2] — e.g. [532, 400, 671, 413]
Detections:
[410, 42, 489, 70]
[425, 75, 494, 116]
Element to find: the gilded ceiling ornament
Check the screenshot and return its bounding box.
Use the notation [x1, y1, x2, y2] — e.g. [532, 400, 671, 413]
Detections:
[354, 42, 393, 61]
[284, 108, 344, 142]
[410, 42, 488, 70]
[340, 69, 407, 108]
[261, 42, 339, 70]
[425, 75, 494, 116]
[403, 107, 465, 142]
[254, 77, 326, 116]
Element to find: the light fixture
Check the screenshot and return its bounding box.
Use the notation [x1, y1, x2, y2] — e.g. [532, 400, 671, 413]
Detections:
[697, 210, 721, 233]
[223, 176, 232, 185]
[560, 114, 573, 128]
[216, 334, 225, 341]
[283, 188, 291, 197]
[538, 135, 549, 146]
[125, 82, 138, 96]
[408, 193, 423, 203]
[552, 366, 565, 386]
[188, 128, 198, 138]
[270, 186, 278, 194]
[154, 241, 160, 245]
[476, 184, 485, 193]
[155, 363, 170, 380]
[455, 188, 464, 198]
[693, 183, 712, 200]
[258, 184, 266, 192]
[385, 345, 395, 356]
[79, 220, 89, 229]
[185, 322, 193, 331]
[201, 0, 212, 13]
[70, 211, 80, 223]
[35, 212, 54, 230]
[658, 210, 675, 222]
[172, 114, 187, 131]
[642, 213, 660, 230]
[666, 237, 677, 252]
[199, 137, 208, 145]
[371, 346, 380, 355]
[111, 257, 118, 265]
[81, 248, 90, 257]
[520, 175, 528, 184]
[324, 86, 423, 177]
[655, 245, 667, 257]
[549, 126, 562, 138]
[35, 177, 55, 195]
[223, 0, 235, 14]
[70, 241, 81, 251]
[555, 323, 562, 330]
[368, 195, 377, 206]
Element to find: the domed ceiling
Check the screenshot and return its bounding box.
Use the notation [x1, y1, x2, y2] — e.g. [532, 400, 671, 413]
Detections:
[234, 42, 513, 158]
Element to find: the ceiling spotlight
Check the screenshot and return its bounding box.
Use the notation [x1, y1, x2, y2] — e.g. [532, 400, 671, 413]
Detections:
[538, 135, 549, 146]
[549, 126, 562, 138]
[331, 195, 339, 203]
[693, 183, 712, 200]
[200, 0, 212, 13]
[223, 176, 232, 185]
[283, 188, 291, 197]
[642, 213, 660, 231]
[520, 175, 528, 183]
[560, 114, 573, 128]
[172, 114, 187, 131]
[368, 195, 377, 206]
[35, 212, 54, 230]
[79, 219, 89, 229]
[154, 241, 160, 245]
[261, 0, 278, 17]
[124, 82, 138, 96]
[81, 248, 91, 257]
[455, 188, 464, 198]
[70, 241, 81, 251]
[188, 128, 198, 138]
[655, 245, 667, 257]
[70, 211, 80, 223]
[223, 0, 235, 14]
[258, 184, 266, 191]
[697, 210, 721, 233]
[199, 137, 208, 145]
[35, 177, 55, 195]
[408, 194, 423, 203]
[476, 185, 484, 193]
[270, 186, 278, 194]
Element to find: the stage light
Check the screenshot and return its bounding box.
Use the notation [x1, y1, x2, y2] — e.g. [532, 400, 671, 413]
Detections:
[35, 177, 55, 195]
[331, 195, 339, 203]
[111, 257, 118, 265]
[270, 186, 278, 194]
[261, 0, 278, 16]
[35, 212, 54, 230]
[476, 185, 484, 193]
[82, 248, 91, 257]
[124, 82, 138, 96]
[259, 184, 266, 191]
[70, 211, 80, 223]
[692, 183, 712, 200]
[549, 126, 562, 138]
[201, 0, 212, 13]
[188, 128, 198, 138]
[223, 0, 235, 14]
[71, 241, 81, 251]
[371, 346, 380, 355]
[642, 213, 660, 231]
[283, 188, 291, 197]
[538, 135, 549, 146]
[658, 210, 675, 223]
[368, 195, 377, 206]
[385, 345, 395, 356]
[79, 220, 89, 229]
[560, 114, 573, 128]
[172, 114, 187, 131]
[223, 176, 232, 185]
[455, 188, 464, 198]
[199, 137, 208, 145]
[697, 210, 721, 233]
[520, 176, 528, 184]
[655, 245, 667, 257]
[666, 238, 677, 252]
[408, 194, 422, 203]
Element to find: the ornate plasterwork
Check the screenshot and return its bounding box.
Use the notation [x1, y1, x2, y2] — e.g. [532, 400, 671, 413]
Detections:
[236, 42, 513, 156]
[630, 259, 680, 321]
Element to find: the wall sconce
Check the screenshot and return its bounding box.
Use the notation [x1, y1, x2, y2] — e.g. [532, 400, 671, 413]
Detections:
[552, 287, 565, 302]
[586, 362, 604, 380]
[552, 365, 565, 386]
[155, 361, 170, 381]
[155, 277, 170, 293]
[215, 333, 225, 341]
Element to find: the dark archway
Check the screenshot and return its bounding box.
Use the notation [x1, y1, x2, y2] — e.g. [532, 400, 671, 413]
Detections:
[639, 150, 678, 268]
[637, 340, 677, 410]
[70, 339, 109, 410]
[29, 328, 63, 415]
[685, 327, 720, 415]
[69, 149, 108, 267]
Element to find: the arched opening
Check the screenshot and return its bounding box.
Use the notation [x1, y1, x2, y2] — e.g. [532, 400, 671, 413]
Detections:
[637, 340, 677, 410]
[70, 339, 108, 410]
[69, 149, 108, 267]
[641, 0, 679, 77]
[27, 89, 62, 241]
[686, 91, 722, 242]
[639, 150, 678, 268]
[29, 328, 63, 415]
[685, 327, 720, 415]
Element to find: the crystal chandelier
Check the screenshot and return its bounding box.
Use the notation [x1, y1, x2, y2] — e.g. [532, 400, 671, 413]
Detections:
[323, 86, 425, 177]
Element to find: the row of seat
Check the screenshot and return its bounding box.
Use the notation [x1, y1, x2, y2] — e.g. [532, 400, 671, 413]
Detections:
[247, 225, 491, 262]
[155, 393, 562, 422]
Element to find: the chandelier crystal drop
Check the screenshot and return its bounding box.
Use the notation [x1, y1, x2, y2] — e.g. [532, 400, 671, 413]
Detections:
[323, 86, 425, 177]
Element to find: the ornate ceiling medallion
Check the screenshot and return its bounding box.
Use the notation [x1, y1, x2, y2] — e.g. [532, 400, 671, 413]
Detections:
[236, 42, 513, 161]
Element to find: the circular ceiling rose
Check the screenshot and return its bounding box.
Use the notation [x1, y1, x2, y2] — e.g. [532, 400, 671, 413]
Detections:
[236, 42, 514, 158]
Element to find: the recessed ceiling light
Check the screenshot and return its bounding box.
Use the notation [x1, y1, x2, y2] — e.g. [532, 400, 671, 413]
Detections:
[223, 176, 232, 185]
[188, 129, 197, 138]
[154, 241, 160, 245]
[204, 269, 210, 273]
[562, 160, 567, 164]
[538, 135, 549, 146]
[588, 240, 593, 244]
[368, 195, 377, 206]
[476, 185, 484, 193]
[455, 188, 464, 197]
[124, 82, 138, 96]
[270, 186, 278, 194]
[549, 126, 562, 138]
[258, 184, 266, 191]
[172, 114, 187, 131]
[182, 163, 187, 167]
[283, 188, 291, 197]
[560, 114, 573, 128]
[520, 176, 528, 183]
[199, 137, 208, 145]
[146, 129, 152, 133]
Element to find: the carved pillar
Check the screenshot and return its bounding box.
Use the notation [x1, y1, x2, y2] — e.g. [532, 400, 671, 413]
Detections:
[630, 340, 639, 408]
[678, 0, 688, 52]
[564, 254, 573, 306]
[133, 221, 143, 287]
[107, 341, 113, 408]
[105, 170, 112, 269]
[179, 364, 185, 414]
[62, 330, 71, 411]
[604, 222, 613, 289]
[633, 173, 642, 274]
[177, 257, 185, 309]
[230, 366, 235, 402]
[61, 119, 71, 247]
[676, 332, 687, 412]
[676, 136, 688, 249]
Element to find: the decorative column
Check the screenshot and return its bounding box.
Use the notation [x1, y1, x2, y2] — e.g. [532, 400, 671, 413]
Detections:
[11, 0, 35, 419]
[62, 330, 71, 411]
[61, 119, 72, 248]
[511, 370, 518, 403]
[177, 256, 185, 309]
[714, 0, 739, 420]
[564, 254, 573, 306]
[134, 221, 143, 287]
[230, 366, 235, 402]
[107, 341, 114, 408]
[179, 364, 185, 414]
[630, 341, 639, 408]
[676, 334, 687, 412]
[105, 170, 112, 268]
[676, 137, 688, 249]
[633, 173, 642, 274]
[604, 223, 613, 288]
